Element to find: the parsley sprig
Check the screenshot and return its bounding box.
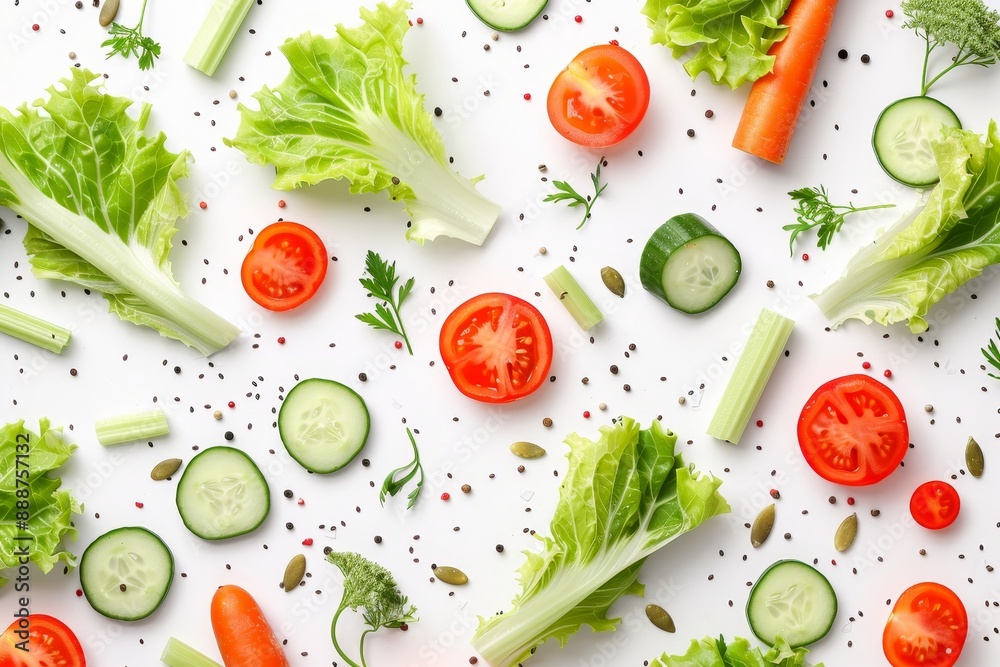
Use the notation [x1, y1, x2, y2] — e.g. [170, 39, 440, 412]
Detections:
[102, 0, 161, 71]
[544, 157, 608, 229]
[982, 317, 1000, 380]
[356, 251, 415, 354]
[379, 428, 424, 510]
[784, 185, 895, 255]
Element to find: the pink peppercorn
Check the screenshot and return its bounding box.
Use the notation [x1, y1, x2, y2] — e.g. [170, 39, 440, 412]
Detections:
[885, 9, 894, 18]
[756, 419, 764, 427]
[228, 401, 236, 408]
[574, 15, 582, 22]
[884, 369, 893, 378]
[32, 24, 39, 31]
[302, 538, 314, 546]
[297, 498, 305, 505]
[862, 361, 871, 369]
[847, 497, 855, 505]
[802, 253, 810, 261]
[523, 93, 531, 101]
[135, 501, 144, 508]
[76, 589, 83, 597]
[441, 492, 451, 501]
[583, 410, 591, 418]
[395, 340, 403, 349]
[277, 199, 286, 208]
[416, 17, 423, 24]
[277, 336, 286, 344]
[199, 201, 207, 209]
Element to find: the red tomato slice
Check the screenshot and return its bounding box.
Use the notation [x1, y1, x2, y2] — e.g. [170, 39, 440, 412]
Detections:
[883, 582, 967, 667]
[910, 480, 960, 530]
[439, 293, 553, 403]
[0, 614, 86, 667]
[241, 221, 328, 311]
[797, 374, 908, 486]
[546, 44, 650, 148]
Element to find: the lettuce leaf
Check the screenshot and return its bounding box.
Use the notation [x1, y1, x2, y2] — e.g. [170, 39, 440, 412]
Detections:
[641, 0, 791, 89]
[653, 635, 823, 667]
[471, 418, 729, 667]
[0, 419, 82, 587]
[226, 1, 501, 246]
[813, 121, 1000, 333]
[0, 69, 240, 355]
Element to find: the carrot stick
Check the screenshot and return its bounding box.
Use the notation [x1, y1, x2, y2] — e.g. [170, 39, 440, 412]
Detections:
[210, 585, 290, 667]
[732, 0, 840, 164]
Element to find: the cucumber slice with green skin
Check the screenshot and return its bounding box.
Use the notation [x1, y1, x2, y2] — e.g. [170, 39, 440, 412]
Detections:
[80, 526, 174, 621]
[746, 559, 838, 648]
[466, 0, 548, 31]
[176, 446, 270, 540]
[640, 213, 742, 314]
[278, 378, 370, 474]
[872, 96, 961, 188]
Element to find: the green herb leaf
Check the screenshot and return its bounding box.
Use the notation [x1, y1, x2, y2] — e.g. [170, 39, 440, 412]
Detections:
[982, 317, 1000, 380]
[784, 185, 894, 255]
[356, 250, 414, 354]
[102, 0, 161, 71]
[544, 157, 608, 229]
[379, 428, 424, 510]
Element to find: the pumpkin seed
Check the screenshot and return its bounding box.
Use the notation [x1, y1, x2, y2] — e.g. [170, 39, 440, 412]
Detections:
[966, 436, 984, 478]
[645, 604, 676, 633]
[99, 0, 120, 27]
[510, 441, 545, 459]
[432, 565, 468, 585]
[750, 503, 775, 548]
[150, 458, 182, 480]
[283, 554, 306, 591]
[834, 512, 858, 552]
[601, 266, 626, 298]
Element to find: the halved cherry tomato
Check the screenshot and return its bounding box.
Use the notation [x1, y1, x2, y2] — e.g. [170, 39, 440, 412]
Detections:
[883, 582, 967, 667]
[439, 293, 553, 403]
[797, 374, 908, 486]
[0, 614, 86, 667]
[546, 44, 650, 148]
[909, 480, 960, 530]
[241, 221, 328, 311]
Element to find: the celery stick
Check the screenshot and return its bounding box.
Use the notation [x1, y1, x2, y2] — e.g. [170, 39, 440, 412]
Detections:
[95, 408, 169, 446]
[0, 303, 71, 354]
[543, 265, 604, 330]
[184, 0, 254, 76]
[706, 308, 794, 444]
[161, 637, 222, 667]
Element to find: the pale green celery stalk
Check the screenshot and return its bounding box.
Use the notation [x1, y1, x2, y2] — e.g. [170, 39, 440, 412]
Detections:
[0, 303, 70, 353]
[95, 408, 169, 446]
[160, 637, 223, 667]
[706, 308, 794, 444]
[184, 0, 254, 76]
[543, 265, 604, 330]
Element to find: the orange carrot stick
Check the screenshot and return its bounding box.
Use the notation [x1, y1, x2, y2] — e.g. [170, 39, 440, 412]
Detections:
[732, 0, 840, 164]
[211, 585, 290, 667]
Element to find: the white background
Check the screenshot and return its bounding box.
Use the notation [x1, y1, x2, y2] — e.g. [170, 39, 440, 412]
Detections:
[2, 0, 1000, 665]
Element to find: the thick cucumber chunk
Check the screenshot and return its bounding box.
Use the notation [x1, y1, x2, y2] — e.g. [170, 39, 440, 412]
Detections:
[278, 378, 370, 474]
[872, 96, 961, 187]
[176, 446, 270, 540]
[80, 526, 174, 621]
[466, 0, 548, 31]
[640, 213, 742, 314]
[746, 559, 838, 648]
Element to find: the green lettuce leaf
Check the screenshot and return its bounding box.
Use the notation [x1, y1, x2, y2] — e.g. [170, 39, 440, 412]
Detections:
[226, 0, 501, 246]
[0, 69, 240, 355]
[471, 418, 729, 667]
[653, 635, 823, 667]
[813, 121, 1000, 333]
[0, 419, 82, 587]
[641, 0, 791, 89]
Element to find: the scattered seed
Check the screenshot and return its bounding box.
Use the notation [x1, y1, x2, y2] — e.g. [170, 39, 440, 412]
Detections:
[601, 266, 626, 298]
[510, 441, 546, 459]
[751, 503, 775, 548]
[150, 458, 182, 480]
[645, 604, 676, 632]
[283, 554, 306, 592]
[835, 512, 858, 552]
[542, 417, 553, 428]
[98, 0, 119, 27]
[432, 565, 468, 585]
[967, 437, 985, 478]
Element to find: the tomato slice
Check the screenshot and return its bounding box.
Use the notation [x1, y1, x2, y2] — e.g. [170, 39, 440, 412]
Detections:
[241, 221, 328, 311]
[439, 293, 553, 403]
[883, 582, 967, 667]
[546, 44, 650, 148]
[797, 374, 908, 486]
[0, 614, 86, 667]
[910, 480, 960, 530]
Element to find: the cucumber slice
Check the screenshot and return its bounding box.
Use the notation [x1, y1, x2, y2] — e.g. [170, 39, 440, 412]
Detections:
[746, 559, 838, 648]
[80, 526, 174, 621]
[176, 446, 270, 540]
[640, 213, 742, 314]
[278, 378, 370, 474]
[466, 0, 547, 31]
[872, 96, 961, 187]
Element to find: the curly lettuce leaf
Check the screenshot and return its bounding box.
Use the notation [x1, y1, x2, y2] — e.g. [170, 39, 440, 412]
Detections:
[653, 635, 823, 667]
[0, 69, 240, 354]
[226, 0, 501, 246]
[813, 121, 1000, 333]
[0, 419, 82, 587]
[641, 0, 791, 89]
[471, 418, 729, 667]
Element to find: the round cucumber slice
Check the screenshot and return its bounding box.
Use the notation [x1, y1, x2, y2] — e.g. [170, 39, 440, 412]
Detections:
[176, 446, 270, 540]
[746, 559, 838, 648]
[466, 0, 548, 31]
[80, 526, 174, 621]
[872, 96, 961, 188]
[278, 378, 370, 474]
